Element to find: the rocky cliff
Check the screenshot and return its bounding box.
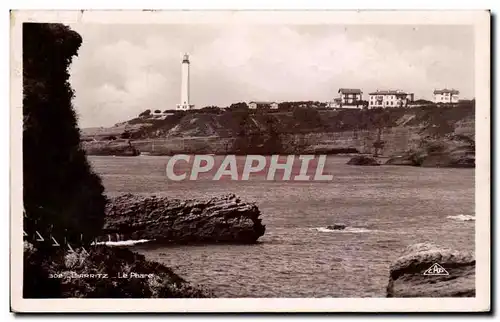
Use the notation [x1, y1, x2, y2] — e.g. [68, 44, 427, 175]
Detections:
[82, 104, 475, 158]
[101, 193, 266, 244]
[387, 243, 475, 297]
[385, 134, 475, 168]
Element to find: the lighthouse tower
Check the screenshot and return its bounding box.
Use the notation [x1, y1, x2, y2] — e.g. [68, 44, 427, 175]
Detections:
[176, 53, 194, 110]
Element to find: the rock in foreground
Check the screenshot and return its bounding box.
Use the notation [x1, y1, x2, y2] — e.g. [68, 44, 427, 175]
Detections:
[387, 243, 475, 297]
[346, 156, 380, 166]
[103, 193, 266, 244]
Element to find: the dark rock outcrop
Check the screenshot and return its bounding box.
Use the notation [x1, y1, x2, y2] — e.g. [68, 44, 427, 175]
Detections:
[326, 224, 346, 230]
[23, 242, 212, 298]
[103, 193, 266, 244]
[387, 243, 475, 297]
[346, 155, 380, 166]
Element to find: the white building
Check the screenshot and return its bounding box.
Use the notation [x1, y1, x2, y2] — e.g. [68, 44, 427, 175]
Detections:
[433, 89, 459, 104]
[248, 101, 279, 110]
[327, 98, 342, 108]
[368, 90, 414, 109]
[176, 53, 195, 111]
[338, 88, 363, 108]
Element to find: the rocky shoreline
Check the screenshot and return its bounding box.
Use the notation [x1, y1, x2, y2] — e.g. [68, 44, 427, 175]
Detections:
[24, 241, 213, 298]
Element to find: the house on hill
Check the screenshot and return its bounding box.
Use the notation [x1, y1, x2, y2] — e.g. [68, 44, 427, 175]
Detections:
[433, 89, 460, 104]
[338, 88, 363, 108]
[248, 101, 279, 110]
[368, 90, 414, 108]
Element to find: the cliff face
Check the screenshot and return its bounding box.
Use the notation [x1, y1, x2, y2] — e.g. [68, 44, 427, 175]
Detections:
[82, 104, 475, 157]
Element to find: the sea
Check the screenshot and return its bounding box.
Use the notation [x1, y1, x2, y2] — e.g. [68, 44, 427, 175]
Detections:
[88, 155, 475, 298]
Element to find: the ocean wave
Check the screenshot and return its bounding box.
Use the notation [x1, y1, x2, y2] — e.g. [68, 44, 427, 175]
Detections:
[92, 239, 151, 246]
[313, 227, 372, 233]
[447, 214, 475, 222]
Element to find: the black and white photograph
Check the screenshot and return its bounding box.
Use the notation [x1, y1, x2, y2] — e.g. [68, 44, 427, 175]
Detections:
[10, 10, 490, 313]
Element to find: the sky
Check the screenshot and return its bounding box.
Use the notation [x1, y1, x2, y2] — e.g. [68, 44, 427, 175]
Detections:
[68, 24, 474, 128]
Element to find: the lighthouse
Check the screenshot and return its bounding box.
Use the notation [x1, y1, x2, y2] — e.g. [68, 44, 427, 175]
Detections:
[176, 53, 194, 110]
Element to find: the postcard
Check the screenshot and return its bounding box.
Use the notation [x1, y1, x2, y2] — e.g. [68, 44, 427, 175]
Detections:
[10, 9, 490, 313]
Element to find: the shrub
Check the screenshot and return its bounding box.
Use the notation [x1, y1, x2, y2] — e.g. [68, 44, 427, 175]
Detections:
[139, 109, 151, 117]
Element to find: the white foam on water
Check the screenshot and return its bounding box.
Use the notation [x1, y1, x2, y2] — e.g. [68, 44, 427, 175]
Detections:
[313, 227, 372, 233]
[92, 239, 151, 246]
[447, 214, 475, 222]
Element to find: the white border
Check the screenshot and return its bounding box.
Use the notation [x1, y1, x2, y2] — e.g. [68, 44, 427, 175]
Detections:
[10, 10, 491, 313]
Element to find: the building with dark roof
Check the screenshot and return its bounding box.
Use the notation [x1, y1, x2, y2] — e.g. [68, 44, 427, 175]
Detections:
[337, 88, 363, 109]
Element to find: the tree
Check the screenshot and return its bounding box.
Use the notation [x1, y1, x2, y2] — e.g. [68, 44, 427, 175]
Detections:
[139, 109, 151, 117]
[154, 109, 161, 114]
[229, 102, 248, 110]
[23, 23, 107, 248]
